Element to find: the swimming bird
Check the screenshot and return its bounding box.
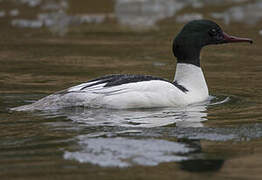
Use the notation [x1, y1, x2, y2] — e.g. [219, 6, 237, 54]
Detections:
[11, 20, 252, 111]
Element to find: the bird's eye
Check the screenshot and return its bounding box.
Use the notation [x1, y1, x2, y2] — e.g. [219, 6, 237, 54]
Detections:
[208, 28, 217, 36]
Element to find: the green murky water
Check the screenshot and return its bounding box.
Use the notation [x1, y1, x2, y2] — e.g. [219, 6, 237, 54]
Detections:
[1, 0, 262, 179]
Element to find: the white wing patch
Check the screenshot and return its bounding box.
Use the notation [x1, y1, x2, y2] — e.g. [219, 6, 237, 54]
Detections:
[67, 81, 105, 92]
[66, 80, 129, 96]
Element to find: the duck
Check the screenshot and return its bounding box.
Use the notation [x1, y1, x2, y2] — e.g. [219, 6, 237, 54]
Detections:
[11, 20, 252, 111]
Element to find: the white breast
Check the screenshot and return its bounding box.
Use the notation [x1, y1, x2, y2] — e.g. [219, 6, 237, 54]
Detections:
[174, 63, 209, 103]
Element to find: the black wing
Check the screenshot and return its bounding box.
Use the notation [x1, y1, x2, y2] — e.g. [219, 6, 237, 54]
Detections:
[80, 74, 167, 90]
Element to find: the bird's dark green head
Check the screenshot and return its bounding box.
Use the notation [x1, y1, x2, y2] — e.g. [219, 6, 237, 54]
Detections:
[173, 19, 252, 66]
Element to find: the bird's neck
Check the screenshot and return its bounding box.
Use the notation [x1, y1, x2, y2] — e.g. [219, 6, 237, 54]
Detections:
[174, 63, 208, 96]
[173, 43, 201, 67]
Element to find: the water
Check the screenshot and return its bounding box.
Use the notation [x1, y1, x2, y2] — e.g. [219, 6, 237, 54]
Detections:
[1, 0, 262, 179]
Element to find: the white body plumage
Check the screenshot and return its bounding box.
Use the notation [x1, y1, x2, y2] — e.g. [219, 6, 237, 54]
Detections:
[11, 63, 209, 111]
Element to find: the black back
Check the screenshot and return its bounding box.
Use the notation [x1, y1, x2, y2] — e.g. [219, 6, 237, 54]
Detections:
[80, 74, 188, 93]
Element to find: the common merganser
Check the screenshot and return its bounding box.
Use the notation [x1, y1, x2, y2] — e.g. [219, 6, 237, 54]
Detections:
[11, 20, 252, 111]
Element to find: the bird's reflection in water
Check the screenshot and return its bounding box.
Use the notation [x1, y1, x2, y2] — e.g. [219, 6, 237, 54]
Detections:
[177, 138, 225, 173]
[63, 133, 225, 169]
[39, 99, 226, 170]
[179, 159, 225, 172]
[64, 137, 196, 167]
[41, 102, 208, 128]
